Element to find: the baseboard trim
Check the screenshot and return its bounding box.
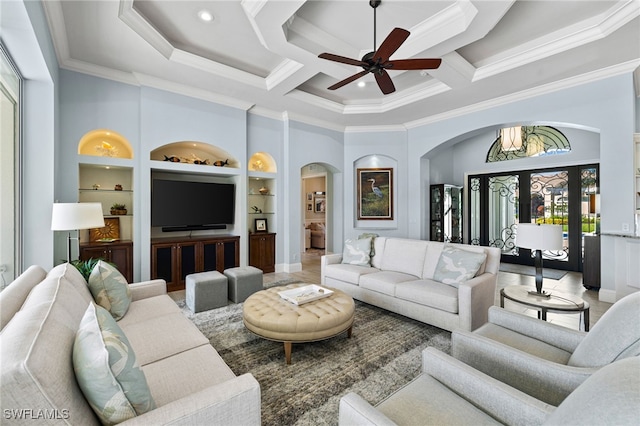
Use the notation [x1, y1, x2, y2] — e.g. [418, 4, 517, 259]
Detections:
[599, 289, 617, 303]
[282, 262, 302, 273]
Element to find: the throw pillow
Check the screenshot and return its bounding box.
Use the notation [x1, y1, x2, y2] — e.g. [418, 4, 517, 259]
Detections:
[358, 233, 379, 257]
[433, 246, 487, 287]
[73, 303, 156, 425]
[87, 260, 132, 320]
[342, 237, 372, 266]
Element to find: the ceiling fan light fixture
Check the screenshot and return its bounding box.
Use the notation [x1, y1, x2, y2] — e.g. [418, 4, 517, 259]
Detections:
[358, 81, 366, 88]
[197, 10, 214, 22]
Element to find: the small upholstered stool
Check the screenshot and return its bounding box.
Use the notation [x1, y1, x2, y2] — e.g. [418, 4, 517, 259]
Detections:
[185, 270, 228, 313]
[224, 266, 263, 303]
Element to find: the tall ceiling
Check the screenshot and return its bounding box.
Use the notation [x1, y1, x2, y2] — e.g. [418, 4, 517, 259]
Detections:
[43, 0, 640, 130]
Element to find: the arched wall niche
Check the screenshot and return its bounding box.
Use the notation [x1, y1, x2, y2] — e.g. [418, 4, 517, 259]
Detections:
[150, 141, 238, 168]
[249, 151, 277, 173]
[77, 129, 134, 159]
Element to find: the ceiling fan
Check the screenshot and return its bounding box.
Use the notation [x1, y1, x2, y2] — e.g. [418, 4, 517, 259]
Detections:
[318, 0, 442, 95]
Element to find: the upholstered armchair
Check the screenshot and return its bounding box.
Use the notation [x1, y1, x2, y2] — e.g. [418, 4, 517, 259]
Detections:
[309, 222, 326, 249]
[451, 291, 640, 406]
[339, 347, 639, 425]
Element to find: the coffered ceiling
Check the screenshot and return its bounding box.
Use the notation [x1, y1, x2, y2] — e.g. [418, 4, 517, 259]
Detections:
[43, 0, 640, 130]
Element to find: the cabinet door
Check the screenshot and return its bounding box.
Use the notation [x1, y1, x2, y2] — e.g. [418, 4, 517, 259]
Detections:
[80, 246, 108, 262]
[152, 243, 176, 288]
[108, 244, 133, 283]
[202, 241, 219, 272]
[177, 242, 198, 286]
[250, 233, 275, 273]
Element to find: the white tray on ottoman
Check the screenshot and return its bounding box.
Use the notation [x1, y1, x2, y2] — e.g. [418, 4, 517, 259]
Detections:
[278, 284, 333, 305]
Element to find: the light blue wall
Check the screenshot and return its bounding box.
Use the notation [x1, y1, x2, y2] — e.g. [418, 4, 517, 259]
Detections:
[288, 121, 344, 264]
[3, 0, 58, 271]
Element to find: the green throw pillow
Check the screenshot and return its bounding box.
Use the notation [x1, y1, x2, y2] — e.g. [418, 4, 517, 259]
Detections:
[73, 303, 156, 425]
[342, 237, 372, 266]
[88, 260, 131, 320]
[433, 246, 487, 287]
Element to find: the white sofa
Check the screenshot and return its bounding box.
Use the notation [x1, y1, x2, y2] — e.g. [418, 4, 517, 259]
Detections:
[1, 263, 260, 425]
[321, 237, 501, 332]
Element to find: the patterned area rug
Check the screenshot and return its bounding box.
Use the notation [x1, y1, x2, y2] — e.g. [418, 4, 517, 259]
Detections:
[175, 282, 452, 426]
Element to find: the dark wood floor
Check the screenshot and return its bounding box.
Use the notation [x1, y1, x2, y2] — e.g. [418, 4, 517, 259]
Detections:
[263, 251, 611, 331]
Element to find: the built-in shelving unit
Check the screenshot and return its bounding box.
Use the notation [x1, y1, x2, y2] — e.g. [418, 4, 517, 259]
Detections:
[78, 163, 134, 241]
[248, 176, 276, 232]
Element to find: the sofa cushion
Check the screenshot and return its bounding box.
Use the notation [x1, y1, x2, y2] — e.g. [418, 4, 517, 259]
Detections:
[88, 260, 132, 320]
[380, 238, 428, 277]
[142, 345, 237, 407]
[433, 246, 487, 287]
[116, 295, 182, 328]
[119, 312, 209, 366]
[422, 242, 445, 279]
[360, 271, 417, 297]
[324, 263, 380, 284]
[396, 280, 459, 314]
[73, 303, 156, 424]
[370, 237, 387, 269]
[0, 265, 47, 330]
[342, 237, 373, 266]
[0, 264, 99, 425]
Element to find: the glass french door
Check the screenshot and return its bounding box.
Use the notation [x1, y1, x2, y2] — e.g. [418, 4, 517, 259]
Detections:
[468, 165, 598, 271]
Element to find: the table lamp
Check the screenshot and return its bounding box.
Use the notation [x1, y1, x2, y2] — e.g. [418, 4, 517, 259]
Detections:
[51, 203, 105, 262]
[515, 223, 563, 297]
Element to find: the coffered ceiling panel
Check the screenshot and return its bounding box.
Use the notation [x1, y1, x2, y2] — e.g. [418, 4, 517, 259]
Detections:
[44, 0, 640, 130]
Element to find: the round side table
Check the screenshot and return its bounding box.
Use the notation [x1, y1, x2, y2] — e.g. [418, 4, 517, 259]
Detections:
[500, 285, 590, 331]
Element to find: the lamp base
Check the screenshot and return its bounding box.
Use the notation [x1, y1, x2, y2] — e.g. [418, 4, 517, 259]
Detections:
[528, 290, 551, 298]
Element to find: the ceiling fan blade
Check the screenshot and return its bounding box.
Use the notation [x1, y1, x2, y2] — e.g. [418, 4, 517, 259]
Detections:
[386, 58, 442, 70]
[374, 70, 395, 95]
[373, 28, 410, 63]
[319, 53, 366, 67]
[327, 70, 370, 90]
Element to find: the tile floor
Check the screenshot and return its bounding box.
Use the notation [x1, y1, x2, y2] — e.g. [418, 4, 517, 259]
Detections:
[263, 251, 612, 331]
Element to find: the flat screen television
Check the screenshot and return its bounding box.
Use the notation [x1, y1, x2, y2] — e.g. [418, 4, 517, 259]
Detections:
[152, 178, 235, 231]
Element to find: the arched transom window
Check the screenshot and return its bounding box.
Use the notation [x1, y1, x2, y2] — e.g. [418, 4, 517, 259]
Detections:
[486, 126, 571, 163]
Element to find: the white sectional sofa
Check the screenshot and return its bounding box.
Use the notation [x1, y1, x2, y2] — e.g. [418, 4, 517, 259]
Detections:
[1, 263, 260, 425]
[321, 237, 501, 332]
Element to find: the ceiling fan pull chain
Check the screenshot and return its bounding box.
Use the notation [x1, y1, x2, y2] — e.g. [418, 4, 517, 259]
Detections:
[373, 4, 377, 51]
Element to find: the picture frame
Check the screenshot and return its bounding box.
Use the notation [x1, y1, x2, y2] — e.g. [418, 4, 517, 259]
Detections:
[307, 203, 313, 211]
[313, 194, 326, 213]
[254, 218, 268, 233]
[307, 192, 313, 201]
[357, 168, 393, 220]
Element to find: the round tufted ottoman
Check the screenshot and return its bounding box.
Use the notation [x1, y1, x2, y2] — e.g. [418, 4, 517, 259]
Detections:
[243, 283, 355, 364]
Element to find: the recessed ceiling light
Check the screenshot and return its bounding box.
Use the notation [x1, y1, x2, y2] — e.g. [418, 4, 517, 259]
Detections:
[198, 10, 214, 22]
[357, 81, 366, 88]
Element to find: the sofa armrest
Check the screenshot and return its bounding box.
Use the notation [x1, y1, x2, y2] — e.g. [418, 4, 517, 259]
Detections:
[422, 347, 553, 425]
[129, 279, 167, 301]
[451, 330, 597, 406]
[321, 253, 343, 285]
[457, 272, 497, 331]
[121, 373, 260, 426]
[487, 306, 585, 352]
[339, 393, 398, 426]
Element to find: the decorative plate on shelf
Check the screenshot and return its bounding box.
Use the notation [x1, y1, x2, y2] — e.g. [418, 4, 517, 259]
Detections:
[89, 218, 120, 242]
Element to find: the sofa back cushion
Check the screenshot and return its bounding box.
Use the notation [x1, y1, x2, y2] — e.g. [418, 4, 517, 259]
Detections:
[568, 291, 640, 367]
[0, 263, 98, 424]
[422, 242, 445, 279]
[380, 238, 428, 278]
[370, 237, 387, 269]
[0, 265, 47, 330]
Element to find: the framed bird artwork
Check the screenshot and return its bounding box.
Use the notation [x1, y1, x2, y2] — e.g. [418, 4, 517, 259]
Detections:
[357, 168, 393, 220]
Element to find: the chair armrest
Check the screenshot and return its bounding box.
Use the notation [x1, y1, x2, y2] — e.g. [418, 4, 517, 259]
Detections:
[321, 254, 343, 285]
[488, 306, 586, 352]
[451, 330, 597, 406]
[129, 279, 167, 301]
[457, 273, 497, 331]
[339, 393, 398, 426]
[422, 347, 553, 425]
[121, 373, 260, 426]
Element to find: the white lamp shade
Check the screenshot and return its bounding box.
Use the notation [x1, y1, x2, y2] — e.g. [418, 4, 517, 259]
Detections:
[516, 223, 563, 250]
[51, 203, 105, 231]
